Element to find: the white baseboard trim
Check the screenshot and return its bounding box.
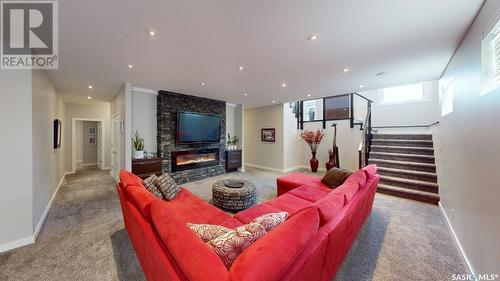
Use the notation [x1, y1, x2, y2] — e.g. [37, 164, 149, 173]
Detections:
[244, 163, 284, 173]
[81, 163, 98, 167]
[438, 202, 475, 276]
[34, 173, 68, 240]
[0, 236, 34, 253]
[101, 166, 110, 170]
[75, 160, 82, 163]
[297, 165, 326, 173]
[283, 166, 303, 173]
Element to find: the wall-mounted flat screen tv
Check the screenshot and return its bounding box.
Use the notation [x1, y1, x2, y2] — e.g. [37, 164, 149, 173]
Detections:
[176, 112, 221, 144]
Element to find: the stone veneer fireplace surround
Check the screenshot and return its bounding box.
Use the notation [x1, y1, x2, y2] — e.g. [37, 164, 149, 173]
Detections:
[157, 91, 226, 184]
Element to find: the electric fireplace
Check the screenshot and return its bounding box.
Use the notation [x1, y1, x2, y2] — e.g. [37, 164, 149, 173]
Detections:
[171, 148, 220, 172]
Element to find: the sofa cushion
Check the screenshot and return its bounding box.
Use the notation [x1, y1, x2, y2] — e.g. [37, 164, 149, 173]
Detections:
[151, 201, 230, 281]
[234, 204, 283, 224]
[312, 192, 345, 225]
[229, 207, 320, 281]
[362, 164, 378, 182]
[288, 185, 330, 202]
[188, 223, 231, 242]
[207, 222, 267, 268]
[334, 170, 366, 204]
[125, 185, 158, 222]
[170, 189, 242, 228]
[156, 173, 180, 200]
[142, 175, 165, 199]
[251, 212, 288, 232]
[119, 170, 143, 188]
[266, 194, 312, 216]
[321, 168, 353, 188]
[277, 173, 330, 192]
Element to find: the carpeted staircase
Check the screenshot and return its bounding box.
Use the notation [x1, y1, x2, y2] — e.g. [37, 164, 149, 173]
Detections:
[368, 133, 439, 205]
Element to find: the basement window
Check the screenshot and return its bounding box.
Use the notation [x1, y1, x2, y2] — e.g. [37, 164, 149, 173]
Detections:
[481, 15, 500, 95]
[381, 83, 424, 105]
[440, 77, 454, 117]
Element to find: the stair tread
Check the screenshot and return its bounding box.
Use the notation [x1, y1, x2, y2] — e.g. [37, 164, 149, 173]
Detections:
[378, 184, 439, 198]
[377, 167, 437, 177]
[379, 175, 438, 187]
[370, 152, 435, 159]
[371, 145, 434, 151]
[368, 158, 436, 167]
[372, 139, 433, 143]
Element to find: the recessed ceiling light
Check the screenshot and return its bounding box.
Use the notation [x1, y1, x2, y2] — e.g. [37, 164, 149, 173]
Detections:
[238, 66, 244, 71]
[272, 100, 276, 103]
[360, 85, 365, 89]
[87, 96, 92, 100]
[200, 82, 206, 86]
[88, 85, 93, 89]
[281, 83, 287, 87]
[307, 34, 318, 41]
[307, 94, 312, 97]
[128, 64, 133, 69]
[243, 93, 248, 96]
[342, 68, 350, 73]
[149, 30, 156, 36]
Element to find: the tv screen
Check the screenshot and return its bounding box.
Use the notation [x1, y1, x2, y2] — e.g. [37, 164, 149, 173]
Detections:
[176, 112, 221, 143]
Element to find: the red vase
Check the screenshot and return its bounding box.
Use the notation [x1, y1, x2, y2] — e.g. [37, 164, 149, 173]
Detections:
[310, 152, 319, 173]
[326, 155, 335, 171]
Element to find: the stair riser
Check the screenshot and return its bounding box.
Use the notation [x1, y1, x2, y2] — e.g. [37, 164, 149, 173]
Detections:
[371, 146, 434, 156]
[373, 134, 432, 140]
[371, 140, 433, 148]
[377, 188, 439, 205]
[379, 178, 438, 193]
[368, 160, 436, 173]
[378, 170, 437, 183]
[370, 153, 435, 164]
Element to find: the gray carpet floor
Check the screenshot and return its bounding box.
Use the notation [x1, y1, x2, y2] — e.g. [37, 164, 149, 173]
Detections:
[0, 166, 469, 281]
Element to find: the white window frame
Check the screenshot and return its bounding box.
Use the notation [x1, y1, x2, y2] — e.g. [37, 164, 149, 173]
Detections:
[481, 11, 500, 96]
[440, 77, 454, 117]
[379, 83, 425, 106]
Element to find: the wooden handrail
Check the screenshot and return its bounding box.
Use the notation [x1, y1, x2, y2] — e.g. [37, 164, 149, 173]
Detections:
[372, 121, 439, 129]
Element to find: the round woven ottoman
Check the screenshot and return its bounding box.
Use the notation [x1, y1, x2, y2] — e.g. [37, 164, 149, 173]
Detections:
[212, 179, 256, 212]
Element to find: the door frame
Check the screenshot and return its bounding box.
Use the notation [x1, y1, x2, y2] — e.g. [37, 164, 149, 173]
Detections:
[71, 118, 105, 174]
[110, 113, 122, 182]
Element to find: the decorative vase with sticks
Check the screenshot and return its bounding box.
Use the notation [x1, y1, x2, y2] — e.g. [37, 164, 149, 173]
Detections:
[300, 129, 325, 173]
[326, 123, 340, 171]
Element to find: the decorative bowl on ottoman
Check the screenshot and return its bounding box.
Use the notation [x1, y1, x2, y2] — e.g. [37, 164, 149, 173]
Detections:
[212, 179, 256, 211]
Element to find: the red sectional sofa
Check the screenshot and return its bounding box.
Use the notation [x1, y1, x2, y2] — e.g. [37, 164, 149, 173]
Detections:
[117, 165, 379, 281]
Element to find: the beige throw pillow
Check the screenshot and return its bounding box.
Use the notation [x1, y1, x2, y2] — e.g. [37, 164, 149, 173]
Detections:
[187, 223, 231, 242]
[251, 212, 288, 232]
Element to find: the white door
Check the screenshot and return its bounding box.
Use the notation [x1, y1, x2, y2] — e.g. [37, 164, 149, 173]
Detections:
[97, 122, 103, 169]
[111, 116, 121, 181]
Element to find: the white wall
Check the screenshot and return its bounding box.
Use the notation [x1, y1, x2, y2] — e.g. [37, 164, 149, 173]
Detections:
[132, 91, 157, 154]
[64, 102, 111, 172]
[359, 80, 440, 128]
[226, 104, 236, 140]
[244, 105, 284, 171]
[111, 83, 132, 173]
[0, 69, 34, 250]
[75, 121, 83, 162]
[82, 121, 98, 164]
[437, 0, 500, 275]
[283, 103, 303, 171]
[31, 70, 66, 236]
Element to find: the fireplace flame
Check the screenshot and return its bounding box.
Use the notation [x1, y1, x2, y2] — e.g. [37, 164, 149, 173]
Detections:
[176, 153, 217, 166]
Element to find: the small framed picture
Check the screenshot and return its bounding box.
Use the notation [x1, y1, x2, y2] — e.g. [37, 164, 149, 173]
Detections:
[261, 128, 276, 142]
[89, 137, 96, 145]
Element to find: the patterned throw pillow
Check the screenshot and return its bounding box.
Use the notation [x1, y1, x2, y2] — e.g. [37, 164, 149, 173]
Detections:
[251, 212, 289, 232]
[187, 223, 231, 242]
[142, 175, 164, 199]
[206, 222, 267, 268]
[155, 173, 180, 200]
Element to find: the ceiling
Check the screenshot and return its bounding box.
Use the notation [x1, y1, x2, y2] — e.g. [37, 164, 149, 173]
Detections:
[49, 0, 484, 107]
